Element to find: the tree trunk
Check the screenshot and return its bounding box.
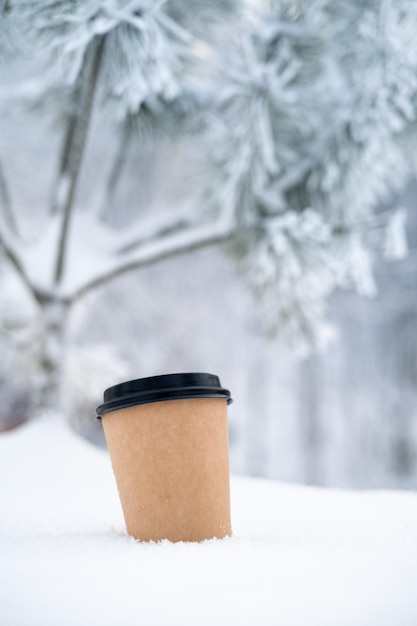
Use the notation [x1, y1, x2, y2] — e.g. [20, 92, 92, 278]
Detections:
[33, 299, 71, 417]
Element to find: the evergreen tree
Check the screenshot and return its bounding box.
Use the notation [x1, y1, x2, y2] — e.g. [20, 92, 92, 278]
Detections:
[0, 0, 416, 417]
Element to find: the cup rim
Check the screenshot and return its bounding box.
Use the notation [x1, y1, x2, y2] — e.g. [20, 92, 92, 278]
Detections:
[96, 372, 232, 418]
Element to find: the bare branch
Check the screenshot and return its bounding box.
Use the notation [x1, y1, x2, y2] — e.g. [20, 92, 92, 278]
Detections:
[115, 214, 194, 255]
[72, 219, 235, 301]
[53, 35, 105, 286]
[0, 158, 19, 236]
[50, 80, 84, 215]
[100, 122, 132, 221]
[0, 231, 39, 301]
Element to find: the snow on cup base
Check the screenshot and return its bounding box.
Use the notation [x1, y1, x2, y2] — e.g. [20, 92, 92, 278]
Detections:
[96, 374, 232, 542]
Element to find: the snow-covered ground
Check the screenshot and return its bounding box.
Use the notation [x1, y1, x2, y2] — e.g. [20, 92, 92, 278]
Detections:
[1, 418, 417, 626]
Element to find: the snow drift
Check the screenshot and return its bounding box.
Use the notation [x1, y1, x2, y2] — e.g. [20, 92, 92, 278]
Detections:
[1, 418, 417, 626]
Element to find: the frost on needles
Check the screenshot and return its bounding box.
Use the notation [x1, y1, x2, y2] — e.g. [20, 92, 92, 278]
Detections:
[0, 0, 416, 415]
[199, 0, 417, 349]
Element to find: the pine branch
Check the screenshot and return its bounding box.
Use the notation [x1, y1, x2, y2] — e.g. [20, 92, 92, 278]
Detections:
[53, 35, 105, 286]
[0, 158, 18, 236]
[100, 122, 132, 222]
[72, 218, 234, 300]
[50, 79, 84, 215]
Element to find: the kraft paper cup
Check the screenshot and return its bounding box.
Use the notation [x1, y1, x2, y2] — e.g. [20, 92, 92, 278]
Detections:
[96, 373, 232, 542]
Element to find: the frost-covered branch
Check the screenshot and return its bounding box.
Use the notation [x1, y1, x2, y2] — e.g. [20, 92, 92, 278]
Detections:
[53, 36, 104, 285]
[115, 213, 196, 255]
[72, 218, 234, 300]
[197, 0, 417, 347]
[2, 0, 415, 373]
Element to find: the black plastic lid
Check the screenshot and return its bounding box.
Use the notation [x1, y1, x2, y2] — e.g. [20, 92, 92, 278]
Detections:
[96, 372, 232, 418]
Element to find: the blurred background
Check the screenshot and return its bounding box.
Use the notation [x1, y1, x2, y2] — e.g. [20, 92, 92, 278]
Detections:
[1, 1, 416, 490]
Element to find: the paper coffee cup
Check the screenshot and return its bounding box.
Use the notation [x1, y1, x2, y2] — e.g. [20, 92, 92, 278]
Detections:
[96, 373, 232, 542]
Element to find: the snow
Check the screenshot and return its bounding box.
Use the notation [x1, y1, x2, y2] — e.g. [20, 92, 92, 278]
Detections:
[1, 418, 417, 626]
